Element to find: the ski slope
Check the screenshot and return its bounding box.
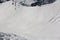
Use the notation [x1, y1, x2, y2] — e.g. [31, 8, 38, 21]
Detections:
[0, 0, 60, 40]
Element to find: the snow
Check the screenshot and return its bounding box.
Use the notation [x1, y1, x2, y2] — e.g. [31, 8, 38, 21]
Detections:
[0, 0, 60, 40]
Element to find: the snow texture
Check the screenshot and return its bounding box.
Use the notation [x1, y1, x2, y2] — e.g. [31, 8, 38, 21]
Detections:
[0, 0, 60, 40]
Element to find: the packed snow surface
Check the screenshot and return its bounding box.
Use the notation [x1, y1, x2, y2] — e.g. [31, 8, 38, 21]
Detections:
[0, 0, 60, 40]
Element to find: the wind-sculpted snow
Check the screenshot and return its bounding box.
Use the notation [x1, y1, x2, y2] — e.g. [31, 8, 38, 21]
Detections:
[0, 32, 27, 40]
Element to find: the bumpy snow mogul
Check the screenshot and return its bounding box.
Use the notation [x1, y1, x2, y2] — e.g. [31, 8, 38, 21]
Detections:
[0, 32, 27, 40]
[19, 0, 56, 7]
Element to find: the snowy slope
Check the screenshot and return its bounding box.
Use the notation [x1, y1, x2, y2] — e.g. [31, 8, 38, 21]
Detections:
[0, 1, 14, 22]
[0, 0, 60, 40]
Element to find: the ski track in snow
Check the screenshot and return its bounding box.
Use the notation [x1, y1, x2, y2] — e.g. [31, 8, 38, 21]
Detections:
[0, 0, 60, 40]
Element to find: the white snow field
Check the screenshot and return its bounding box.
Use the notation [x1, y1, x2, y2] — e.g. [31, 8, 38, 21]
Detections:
[0, 0, 60, 40]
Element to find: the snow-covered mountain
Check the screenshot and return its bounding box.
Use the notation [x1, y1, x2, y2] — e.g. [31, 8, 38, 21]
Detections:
[0, 0, 60, 40]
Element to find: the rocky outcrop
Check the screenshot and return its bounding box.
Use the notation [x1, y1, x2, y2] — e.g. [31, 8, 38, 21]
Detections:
[0, 32, 27, 40]
[0, 0, 10, 3]
[19, 0, 56, 7]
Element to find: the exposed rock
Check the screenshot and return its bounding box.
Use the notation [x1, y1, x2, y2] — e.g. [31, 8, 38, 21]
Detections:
[0, 0, 10, 3]
[0, 32, 27, 40]
[19, 0, 56, 7]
